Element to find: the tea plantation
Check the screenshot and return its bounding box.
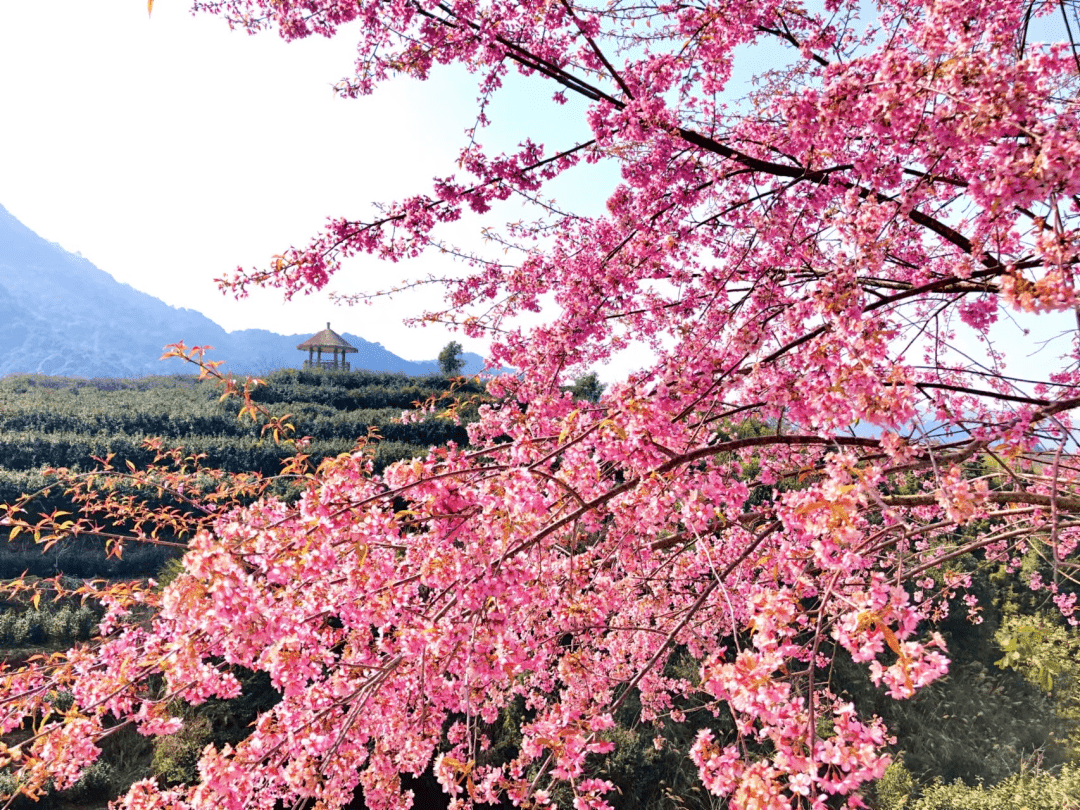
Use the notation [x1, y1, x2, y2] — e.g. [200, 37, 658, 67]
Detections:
[1, 372, 1078, 809]
[0, 368, 488, 806]
[0, 368, 481, 581]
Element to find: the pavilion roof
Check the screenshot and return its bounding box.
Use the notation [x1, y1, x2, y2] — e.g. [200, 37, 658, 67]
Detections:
[296, 323, 359, 353]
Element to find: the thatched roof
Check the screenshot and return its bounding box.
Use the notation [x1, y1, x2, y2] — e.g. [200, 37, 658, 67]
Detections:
[296, 323, 358, 353]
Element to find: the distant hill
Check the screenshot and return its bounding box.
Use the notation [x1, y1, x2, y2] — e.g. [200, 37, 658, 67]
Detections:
[0, 203, 489, 378]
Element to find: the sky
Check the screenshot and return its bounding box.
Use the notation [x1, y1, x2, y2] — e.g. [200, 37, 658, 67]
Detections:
[0, 1, 606, 365]
[0, 3, 1073, 386]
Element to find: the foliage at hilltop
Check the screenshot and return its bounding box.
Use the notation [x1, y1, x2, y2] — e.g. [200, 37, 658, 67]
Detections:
[3, 0, 1080, 809]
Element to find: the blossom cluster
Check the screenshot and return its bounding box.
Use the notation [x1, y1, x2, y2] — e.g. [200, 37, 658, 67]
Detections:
[2, 0, 1079, 807]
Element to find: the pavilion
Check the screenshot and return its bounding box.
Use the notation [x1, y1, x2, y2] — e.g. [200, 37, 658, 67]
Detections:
[297, 323, 358, 371]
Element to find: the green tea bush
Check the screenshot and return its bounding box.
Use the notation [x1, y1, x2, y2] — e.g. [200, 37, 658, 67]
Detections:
[70, 603, 100, 639]
[151, 668, 281, 786]
[0, 612, 15, 645]
[151, 713, 213, 785]
[0, 772, 27, 809]
[248, 369, 485, 411]
[10, 612, 41, 646]
[0, 371, 491, 803]
[64, 759, 115, 804]
[43, 605, 73, 644]
[0, 602, 101, 650]
[47, 689, 75, 712]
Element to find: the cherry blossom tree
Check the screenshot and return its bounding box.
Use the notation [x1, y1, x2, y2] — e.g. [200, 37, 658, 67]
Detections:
[3, 0, 1080, 808]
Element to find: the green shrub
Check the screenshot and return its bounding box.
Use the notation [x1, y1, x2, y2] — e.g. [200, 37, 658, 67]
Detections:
[911, 764, 1080, 810]
[47, 690, 75, 712]
[10, 612, 40, 646]
[71, 603, 100, 640]
[0, 770, 23, 799]
[151, 713, 213, 785]
[0, 602, 101, 651]
[64, 759, 114, 803]
[832, 650, 1059, 788]
[0, 611, 15, 645]
[44, 605, 73, 644]
[151, 668, 281, 786]
[995, 609, 1080, 761]
[876, 759, 916, 810]
[156, 557, 187, 589]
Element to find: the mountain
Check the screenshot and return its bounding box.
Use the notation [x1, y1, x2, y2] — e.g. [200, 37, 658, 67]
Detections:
[0, 204, 488, 378]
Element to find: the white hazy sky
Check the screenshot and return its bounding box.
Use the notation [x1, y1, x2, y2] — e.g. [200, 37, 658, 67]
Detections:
[0, 3, 1071, 384]
[0, 1, 608, 364]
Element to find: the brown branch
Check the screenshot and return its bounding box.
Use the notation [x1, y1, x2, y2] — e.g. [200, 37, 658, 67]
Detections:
[608, 519, 781, 714]
[909, 382, 1051, 406]
[558, 0, 636, 99]
[413, 0, 1001, 271]
[498, 434, 880, 565]
[880, 490, 1080, 512]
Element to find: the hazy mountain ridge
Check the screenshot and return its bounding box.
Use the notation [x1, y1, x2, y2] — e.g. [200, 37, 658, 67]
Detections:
[0, 204, 486, 378]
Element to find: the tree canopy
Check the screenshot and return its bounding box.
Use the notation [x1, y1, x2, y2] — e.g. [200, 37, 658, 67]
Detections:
[438, 341, 466, 376]
[2, 1, 1080, 809]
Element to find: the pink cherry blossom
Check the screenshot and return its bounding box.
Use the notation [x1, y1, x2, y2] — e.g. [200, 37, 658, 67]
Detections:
[3, 0, 1080, 808]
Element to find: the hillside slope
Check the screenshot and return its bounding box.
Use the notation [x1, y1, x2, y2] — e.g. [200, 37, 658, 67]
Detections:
[0, 203, 487, 378]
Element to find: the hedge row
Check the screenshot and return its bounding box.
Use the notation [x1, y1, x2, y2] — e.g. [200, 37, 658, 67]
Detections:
[250, 368, 487, 393]
[249, 380, 482, 411]
[0, 430, 442, 476]
[0, 603, 101, 648]
[0, 538, 182, 580]
[0, 374, 204, 394]
[0, 409, 468, 449]
[0, 403, 473, 444]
